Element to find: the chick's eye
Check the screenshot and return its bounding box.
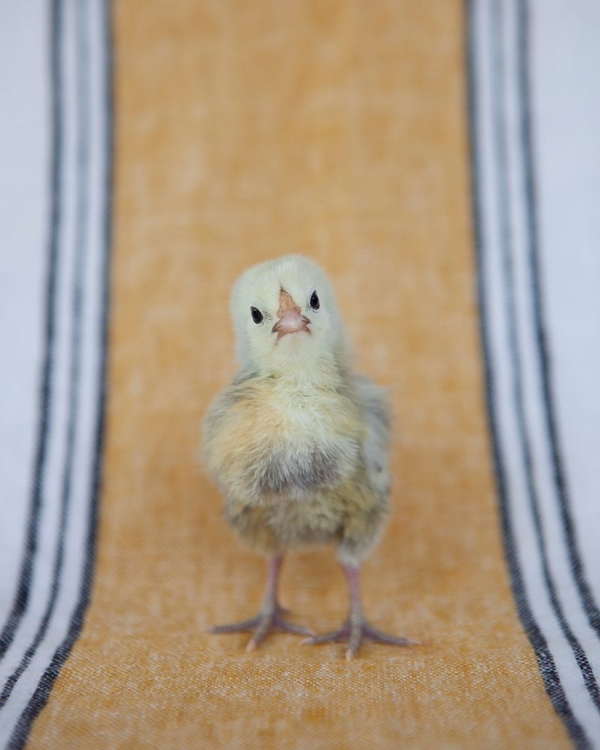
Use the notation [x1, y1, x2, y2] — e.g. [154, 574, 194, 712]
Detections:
[309, 290, 320, 311]
[250, 306, 264, 325]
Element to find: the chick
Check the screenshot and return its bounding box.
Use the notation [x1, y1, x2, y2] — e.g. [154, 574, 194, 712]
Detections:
[202, 255, 414, 658]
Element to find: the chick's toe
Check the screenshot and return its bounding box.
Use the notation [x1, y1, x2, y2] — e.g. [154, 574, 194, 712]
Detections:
[305, 617, 416, 660]
[211, 605, 313, 652]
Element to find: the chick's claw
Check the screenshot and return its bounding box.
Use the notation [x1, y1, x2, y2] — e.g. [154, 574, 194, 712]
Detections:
[305, 618, 417, 660]
[211, 605, 313, 651]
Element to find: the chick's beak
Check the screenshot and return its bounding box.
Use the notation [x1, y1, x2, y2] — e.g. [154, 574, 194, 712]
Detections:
[272, 289, 310, 339]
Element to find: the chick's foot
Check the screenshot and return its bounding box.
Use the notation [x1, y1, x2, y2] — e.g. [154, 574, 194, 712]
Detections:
[306, 616, 415, 660]
[211, 604, 312, 651]
[304, 565, 417, 659]
[210, 556, 312, 650]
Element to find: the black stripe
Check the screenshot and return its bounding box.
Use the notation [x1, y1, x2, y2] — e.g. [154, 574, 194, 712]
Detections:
[517, 0, 600, 642]
[465, 0, 590, 747]
[0, 0, 64, 664]
[492, 0, 600, 718]
[6, 0, 113, 743]
[0, 0, 91, 710]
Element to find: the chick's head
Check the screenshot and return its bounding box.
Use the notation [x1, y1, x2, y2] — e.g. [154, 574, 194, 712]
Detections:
[231, 255, 348, 377]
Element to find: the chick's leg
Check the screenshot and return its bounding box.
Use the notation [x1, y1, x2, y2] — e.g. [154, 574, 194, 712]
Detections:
[307, 565, 415, 659]
[211, 556, 312, 651]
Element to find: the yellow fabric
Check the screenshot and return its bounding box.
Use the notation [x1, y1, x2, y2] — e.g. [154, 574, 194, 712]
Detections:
[29, 1, 569, 747]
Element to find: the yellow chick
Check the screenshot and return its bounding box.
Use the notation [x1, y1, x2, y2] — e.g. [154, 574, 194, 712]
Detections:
[202, 255, 414, 659]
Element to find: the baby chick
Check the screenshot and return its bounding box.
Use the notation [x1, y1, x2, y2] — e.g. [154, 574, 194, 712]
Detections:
[202, 255, 414, 659]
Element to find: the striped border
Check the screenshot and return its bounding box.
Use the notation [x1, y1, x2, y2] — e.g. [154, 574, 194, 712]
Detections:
[0, 0, 112, 747]
[467, 0, 600, 747]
